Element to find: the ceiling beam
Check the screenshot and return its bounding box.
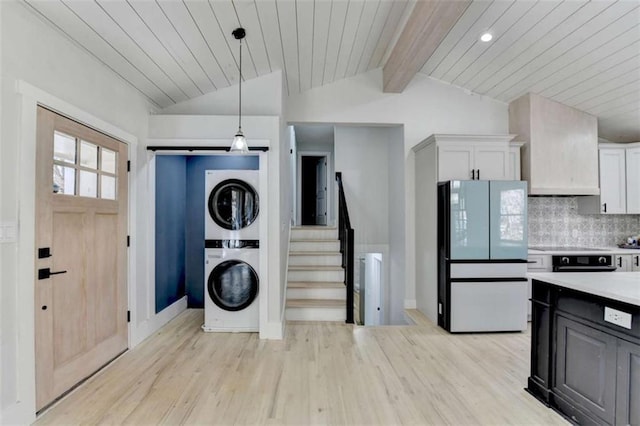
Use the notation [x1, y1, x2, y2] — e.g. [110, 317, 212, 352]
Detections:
[383, 0, 471, 93]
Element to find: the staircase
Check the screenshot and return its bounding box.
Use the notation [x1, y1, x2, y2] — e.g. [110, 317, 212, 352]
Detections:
[286, 226, 346, 322]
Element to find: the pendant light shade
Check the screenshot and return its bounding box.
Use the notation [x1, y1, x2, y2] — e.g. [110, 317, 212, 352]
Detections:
[230, 27, 249, 153]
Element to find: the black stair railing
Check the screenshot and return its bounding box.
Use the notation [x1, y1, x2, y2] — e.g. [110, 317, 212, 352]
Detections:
[335, 172, 354, 324]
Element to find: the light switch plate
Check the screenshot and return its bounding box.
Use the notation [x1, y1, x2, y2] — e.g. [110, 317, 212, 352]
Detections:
[604, 307, 632, 329]
[0, 222, 18, 243]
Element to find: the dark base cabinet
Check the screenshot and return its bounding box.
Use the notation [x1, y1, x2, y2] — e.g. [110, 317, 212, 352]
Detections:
[528, 280, 640, 425]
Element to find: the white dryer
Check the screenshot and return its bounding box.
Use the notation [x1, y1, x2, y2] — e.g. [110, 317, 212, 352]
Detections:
[202, 241, 259, 332]
[205, 170, 259, 240]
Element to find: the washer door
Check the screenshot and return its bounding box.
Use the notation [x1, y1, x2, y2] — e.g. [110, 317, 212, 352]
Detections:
[208, 260, 258, 311]
[208, 179, 259, 230]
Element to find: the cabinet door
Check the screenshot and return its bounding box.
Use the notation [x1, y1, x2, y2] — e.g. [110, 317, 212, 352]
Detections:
[627, 147, 640, 213]
[614, 255, 631, 272]
[489, 181, 528, 259]
[599, 148, 626, 214]
[438, 145, 474, 181]
[616, 339, 640, 426]
[554, 315, 617, 425]
[474, 145, 509, 180]
[449, 180, 489, 259]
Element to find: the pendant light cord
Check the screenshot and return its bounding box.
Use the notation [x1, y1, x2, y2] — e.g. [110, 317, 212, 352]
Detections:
[238, 38, 242, 133]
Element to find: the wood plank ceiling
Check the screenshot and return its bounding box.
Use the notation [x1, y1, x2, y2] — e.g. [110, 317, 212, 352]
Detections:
[23, 0, 640, 142]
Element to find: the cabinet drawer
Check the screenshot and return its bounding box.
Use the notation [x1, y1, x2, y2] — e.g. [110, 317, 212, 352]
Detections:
[528, 255, 551, 271]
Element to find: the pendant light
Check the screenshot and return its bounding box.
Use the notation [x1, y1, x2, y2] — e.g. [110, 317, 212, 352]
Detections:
[229, 27, 249, 153]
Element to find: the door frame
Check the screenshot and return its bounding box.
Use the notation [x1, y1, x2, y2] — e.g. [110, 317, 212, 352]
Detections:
[296, 150, 331, 226]
[12, 81, 138, 423]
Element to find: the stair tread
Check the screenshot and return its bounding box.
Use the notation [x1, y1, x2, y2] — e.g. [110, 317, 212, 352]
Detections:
[290, 239, 339, 243]
[287, 299, 345, 308]
[288, 265, 344, 271]
[289, 251, 341, 256]
[288, 281, 344, 288]
[292, 226, 338, 230]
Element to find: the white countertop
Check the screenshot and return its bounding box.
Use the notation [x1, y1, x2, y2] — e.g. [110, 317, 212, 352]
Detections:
[528, 272, 640, 307]
[528, 247, 640, 255]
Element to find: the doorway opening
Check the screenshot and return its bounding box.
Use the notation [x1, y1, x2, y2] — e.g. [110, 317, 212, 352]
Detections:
[300, 155, 328, 225]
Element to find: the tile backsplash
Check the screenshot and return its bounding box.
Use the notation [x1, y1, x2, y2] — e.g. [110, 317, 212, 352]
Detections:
[528, 197, 640, 247]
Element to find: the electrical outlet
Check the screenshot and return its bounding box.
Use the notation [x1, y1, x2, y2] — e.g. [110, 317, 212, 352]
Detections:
[604, 307, 632, 329]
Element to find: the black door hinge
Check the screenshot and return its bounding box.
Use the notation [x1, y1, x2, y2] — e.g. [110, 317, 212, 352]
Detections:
[127, 160, 131, 172]
[127, 235, 130, 247]
[127, 310, 131, 323]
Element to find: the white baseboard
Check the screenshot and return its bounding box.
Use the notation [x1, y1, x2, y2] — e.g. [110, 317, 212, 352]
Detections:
[1, 399, 34, 426]
[404, 299, 417, 309]
[260, 320, 284, 340]
[131, 296, 188, 347]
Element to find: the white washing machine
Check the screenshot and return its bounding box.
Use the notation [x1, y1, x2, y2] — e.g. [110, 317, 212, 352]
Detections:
[205, 170, 260, 240]
[202, 241, 259, 332]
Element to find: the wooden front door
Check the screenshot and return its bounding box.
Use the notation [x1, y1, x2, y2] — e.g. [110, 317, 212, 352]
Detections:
[35, 106, 128, 411]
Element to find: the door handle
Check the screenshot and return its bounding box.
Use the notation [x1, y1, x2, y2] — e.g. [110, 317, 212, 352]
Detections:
[477, 169, 480, 180]
[635, 255, 639, 267]
[38, 268, 67, 280]
[618, 257, 622, 267]
[603, 203, 607, 213]
[471, 169, 476, 180]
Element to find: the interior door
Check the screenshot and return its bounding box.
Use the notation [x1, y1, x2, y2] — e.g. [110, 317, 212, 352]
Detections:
[315, 157, 327, 225]
[35, 106, 128, 411]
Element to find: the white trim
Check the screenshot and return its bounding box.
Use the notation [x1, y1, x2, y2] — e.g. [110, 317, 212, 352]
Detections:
[16, 81, 138, 144]
[131, 297, 188, 346]
[404, 299, 417, 309]
[258, 151, 271, 339]
[12, 80, 139, 425]
[296, 150, 332, 226]
[146, 138, 271, 148]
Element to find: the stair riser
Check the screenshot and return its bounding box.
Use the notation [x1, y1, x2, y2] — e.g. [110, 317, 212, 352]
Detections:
[291, 229, 338, 240]
[288, 255, 342, 267]
[285, 307, 346, 322]
[290, 241, 340, 252]
[287, 288, 346, 300]
[288, 270, 344, 282]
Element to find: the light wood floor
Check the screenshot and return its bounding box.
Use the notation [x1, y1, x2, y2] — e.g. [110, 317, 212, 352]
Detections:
[36, 310, 567, 425]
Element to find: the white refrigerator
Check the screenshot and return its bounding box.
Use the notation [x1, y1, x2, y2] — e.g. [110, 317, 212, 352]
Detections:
[437, 180, 528, 332]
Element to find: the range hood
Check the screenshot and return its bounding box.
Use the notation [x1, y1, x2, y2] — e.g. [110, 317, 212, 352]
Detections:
[509, 93, 600, 196]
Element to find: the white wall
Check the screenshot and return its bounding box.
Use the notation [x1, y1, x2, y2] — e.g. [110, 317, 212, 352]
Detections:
[0, 1, 153, 423]
[286, 69, 508, 319]
[334, 126, 407, 324]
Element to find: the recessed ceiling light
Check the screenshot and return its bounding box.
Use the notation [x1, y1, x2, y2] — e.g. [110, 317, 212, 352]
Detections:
[480, 32, 493, 42]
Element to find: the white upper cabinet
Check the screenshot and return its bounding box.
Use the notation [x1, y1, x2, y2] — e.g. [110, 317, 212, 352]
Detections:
[626, 146, 640, 214]
[432, 135, 521, 182]
[599, 148, 627, 214]
[578, 142, 640, 215]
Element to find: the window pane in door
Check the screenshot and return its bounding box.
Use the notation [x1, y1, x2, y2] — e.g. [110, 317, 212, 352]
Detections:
[79, 170, 97, 197]
[53, 132, 76, 164]
[101, 175, 116, 200]
[80, 141, 98, 169]
[53, 165, 76, 195]
[101, 149, 117, 174]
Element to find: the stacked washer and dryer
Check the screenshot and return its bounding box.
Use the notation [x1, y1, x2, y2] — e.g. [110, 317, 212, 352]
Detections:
[203, 169, 260, 332]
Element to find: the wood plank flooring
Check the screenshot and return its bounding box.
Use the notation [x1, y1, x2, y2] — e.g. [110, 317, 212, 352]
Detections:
[36, 309, 567, 425]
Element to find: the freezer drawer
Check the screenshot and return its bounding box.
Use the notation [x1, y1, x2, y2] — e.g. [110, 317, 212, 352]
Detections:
[450, 263, 527, 279]
[450, 280, 528, 332]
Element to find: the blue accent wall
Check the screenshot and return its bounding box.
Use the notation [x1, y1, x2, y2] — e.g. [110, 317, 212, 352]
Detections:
[185, 155, 259, 308]
[155, 156, 187, 313]
[155, 155, 259, 312]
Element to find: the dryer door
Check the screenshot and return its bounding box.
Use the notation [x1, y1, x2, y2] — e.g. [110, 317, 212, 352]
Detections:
[208, 179, 259, 230]
[208, 260, 259, 311]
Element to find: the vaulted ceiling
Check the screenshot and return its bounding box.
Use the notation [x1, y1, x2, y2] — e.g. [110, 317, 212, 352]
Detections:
[24, 0, 640, 142]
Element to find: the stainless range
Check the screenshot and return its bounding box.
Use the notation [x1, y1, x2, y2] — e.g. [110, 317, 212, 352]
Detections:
[551, 254, 616, 272]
